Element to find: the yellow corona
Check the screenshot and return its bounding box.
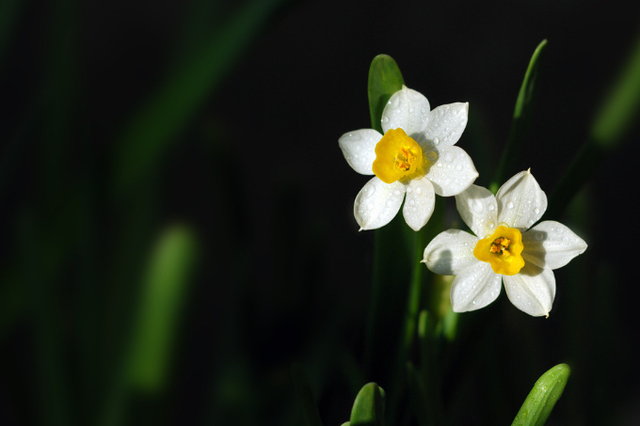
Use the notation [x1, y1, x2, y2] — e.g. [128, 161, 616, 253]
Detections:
[473, 225, 525, 275]
[372, 128, 429, 184]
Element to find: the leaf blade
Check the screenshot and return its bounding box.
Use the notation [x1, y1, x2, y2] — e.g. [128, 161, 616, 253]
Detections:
[511, 363, 571, 426]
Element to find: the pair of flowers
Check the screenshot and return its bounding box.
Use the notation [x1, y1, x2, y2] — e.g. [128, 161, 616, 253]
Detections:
[339, 86, 587, 317]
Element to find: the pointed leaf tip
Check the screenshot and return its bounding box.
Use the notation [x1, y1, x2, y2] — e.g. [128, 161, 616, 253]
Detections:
[368, 54, 405, 132]
[350, 382, 386, 426]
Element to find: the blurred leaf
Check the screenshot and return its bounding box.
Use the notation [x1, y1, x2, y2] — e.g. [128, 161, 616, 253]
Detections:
[349, 383, 386, 426]
[511, 363, 571, 426]
[491, 40, 547, 193]
[368, 54, 405, 133]
[0, 0, 23, 70]
[291, 363, 324, 426]
[406, 362, 429, 426]
[549, 31, 640, 216]
[127, 225, 198, 392]
[113, 0, 288, 197]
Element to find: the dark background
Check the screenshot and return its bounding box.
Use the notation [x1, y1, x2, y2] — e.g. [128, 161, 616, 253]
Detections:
[1, 0, 639, 425]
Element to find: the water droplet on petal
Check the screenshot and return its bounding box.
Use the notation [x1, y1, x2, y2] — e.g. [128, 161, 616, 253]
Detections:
[507, 201, 514, 209]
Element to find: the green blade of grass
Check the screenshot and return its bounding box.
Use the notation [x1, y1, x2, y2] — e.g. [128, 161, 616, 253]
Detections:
[491, 40, 547, 193]
[548, 31, 640, 216]
[127, 225, 198, 392]
[112, 0, 288, 198]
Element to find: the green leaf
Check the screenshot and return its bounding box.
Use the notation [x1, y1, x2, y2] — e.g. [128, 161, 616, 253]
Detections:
[491, 40, 547, 193]
[112, 0, 288, 197]
[364, 54, 409, 421]
[127, 225, 198, 392]
[368, 54, 405, 132]
[349, 383, 386, 426]
[548, 31, 640, 216]
[511, 363, 571, 426]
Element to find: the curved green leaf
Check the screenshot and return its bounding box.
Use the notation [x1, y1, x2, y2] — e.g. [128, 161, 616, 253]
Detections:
[511, 363, 570, 426]
[491, 40, 547, 193]
[128, 225, 198, 392]
[368, 54, 405, 132]
[350, 382, 386, 426]
[548, 31, 640, 216]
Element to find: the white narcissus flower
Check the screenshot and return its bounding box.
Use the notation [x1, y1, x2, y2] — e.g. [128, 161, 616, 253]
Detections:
[338, 86, 478, 231]
[422, 170, 587, 317]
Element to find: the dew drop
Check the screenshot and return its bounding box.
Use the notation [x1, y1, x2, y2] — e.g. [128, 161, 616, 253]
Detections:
[364, 186, 376, 197]
[433, 137, 440, 145]
[507, 201, 515, 209]
[415, 186, 423, 195]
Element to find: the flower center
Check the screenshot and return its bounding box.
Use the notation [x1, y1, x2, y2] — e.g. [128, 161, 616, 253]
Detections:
[372, 128, 429, 184]
[473, 225, 525, 275]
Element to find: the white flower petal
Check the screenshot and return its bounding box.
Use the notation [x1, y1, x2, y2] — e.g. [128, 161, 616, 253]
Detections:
[338, 129, 381, 175]
[403, 178, 436, 231]
[423, 229, 479, 275]
[423, 102, 469, 147]
[503, 263, 555, 317]
[354, 177, 404, 230]
[381, 86, 430, 137]
[426, 146, 479, 197]
[450, 262, 502, 312]
[522, 221, 588, 270]
[455, 184, 499, 238]
[497, 170, 547, 230]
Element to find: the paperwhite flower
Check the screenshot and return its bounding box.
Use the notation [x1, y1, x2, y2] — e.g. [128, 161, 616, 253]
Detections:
[339, 86, 478, 231]
[422, 170, 587, 317]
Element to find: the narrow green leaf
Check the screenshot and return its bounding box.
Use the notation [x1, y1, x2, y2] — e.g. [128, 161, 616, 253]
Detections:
[127, 225, 198, 392]
[511, 363, 571, 426]
[491, 40, 547, 193]
[365, 55, 410, 422]
[112, 0, 287, 197]
[291, 363, 324, 426]
[368, 54, 405, 132]
[406, 362, 429, 426]
[548, 31, 640, 216]
[350, 383, 386, 426]
[0, 0, 24, 71]
[364, 55, 409, 380]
